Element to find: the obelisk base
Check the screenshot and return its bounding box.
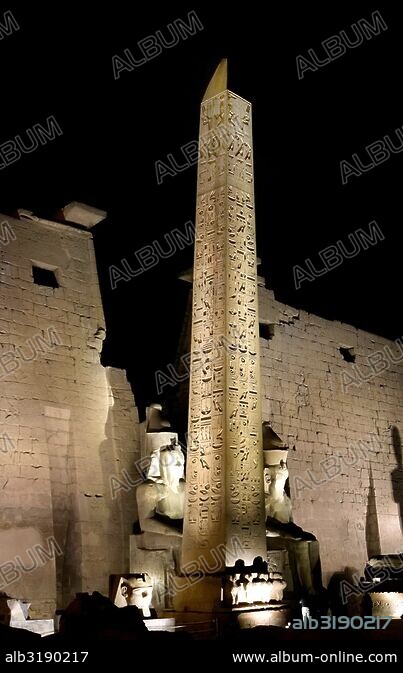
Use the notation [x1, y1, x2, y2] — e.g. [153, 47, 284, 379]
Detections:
[171, 575, 291, 634]
[172, 575, 223, 613]
[235, 604, 291, 629]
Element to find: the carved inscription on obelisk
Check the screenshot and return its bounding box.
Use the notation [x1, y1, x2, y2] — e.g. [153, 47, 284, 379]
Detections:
[182, 61, 266, 570]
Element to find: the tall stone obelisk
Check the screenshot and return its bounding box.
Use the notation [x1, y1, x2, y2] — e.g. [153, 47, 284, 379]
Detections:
[182, 61, 266, 572]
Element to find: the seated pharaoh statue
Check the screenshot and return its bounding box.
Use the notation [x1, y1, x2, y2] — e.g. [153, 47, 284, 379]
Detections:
[136, 436, 185, 539]
[135, 404, 185, 543]
[265, 461, 315, 542]
[131, 405, 186, 610]
[263, 423, 322, 599]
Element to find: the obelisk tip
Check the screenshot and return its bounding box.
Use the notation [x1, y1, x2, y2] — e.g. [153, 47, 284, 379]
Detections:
[202, 59, 228, 101]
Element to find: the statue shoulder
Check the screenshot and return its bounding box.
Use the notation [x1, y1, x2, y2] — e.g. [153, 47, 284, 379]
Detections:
[137, 480, 157, 489]
[136, 481, 161, 498]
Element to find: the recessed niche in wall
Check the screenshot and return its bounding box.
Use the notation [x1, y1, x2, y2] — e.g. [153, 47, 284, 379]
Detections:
[259, 322, 275, 340]
[32, 265, 59, 288]
[339, 346, 355, 363]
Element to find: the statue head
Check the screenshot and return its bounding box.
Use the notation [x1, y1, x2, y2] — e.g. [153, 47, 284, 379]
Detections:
[264, 460, 288, 494]
[146, 438, 185, 489]
[146, 403, 171, 432]
[120, 574, 153, 615]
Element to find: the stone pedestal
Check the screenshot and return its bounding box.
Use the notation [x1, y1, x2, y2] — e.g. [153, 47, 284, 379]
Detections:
[129, 534, 180, 610]
[9, 619, 54, 637]
[172, 576, 223, 613]
[145, 618, 175, 632]
[366, 580, 403, 619]
[0, 596, 54, 636]
[266, 538, 322, 596]
[367, 587, 403, 618]
[363, 555, 403, 618]
[236, 605, 291, 629]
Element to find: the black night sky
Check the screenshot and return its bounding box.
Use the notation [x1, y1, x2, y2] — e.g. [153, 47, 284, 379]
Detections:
[1, 2, 402, 413]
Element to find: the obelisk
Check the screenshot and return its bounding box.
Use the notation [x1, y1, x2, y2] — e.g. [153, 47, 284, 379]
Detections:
[182, 61, 266, 572]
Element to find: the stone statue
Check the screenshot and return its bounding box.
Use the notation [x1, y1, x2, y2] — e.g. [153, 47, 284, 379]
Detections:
[145, 402, 171, 433]
[264, 453, 320, 598]
[265, 460, 315, 541]
[120, 573, 154, 618]
[265, 461, 292, 526]
[136, 436, 185, 538]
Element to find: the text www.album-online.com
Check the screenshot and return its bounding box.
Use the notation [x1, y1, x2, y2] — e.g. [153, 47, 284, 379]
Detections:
[232, 651, 398, 663]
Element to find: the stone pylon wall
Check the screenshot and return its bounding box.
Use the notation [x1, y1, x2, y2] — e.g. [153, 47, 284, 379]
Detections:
[259, 287, 403, 586]
[0, 212, 140, 617]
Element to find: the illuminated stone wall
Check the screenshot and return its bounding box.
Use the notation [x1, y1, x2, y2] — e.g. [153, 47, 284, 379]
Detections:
[259, 286, 403, 586]
[0, 211, 140, 617]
